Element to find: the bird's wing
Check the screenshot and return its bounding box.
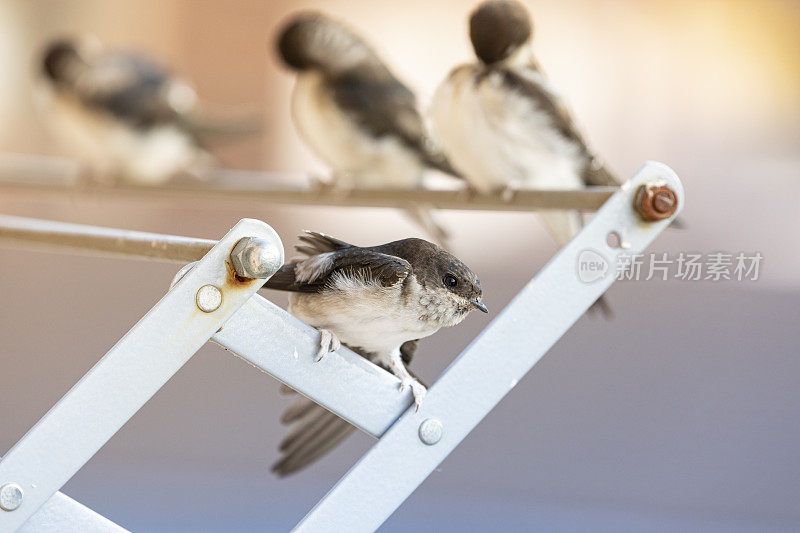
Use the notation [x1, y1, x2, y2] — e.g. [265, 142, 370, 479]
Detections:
[495, 66, 619, 186]
[74, 52, 187, 128]
[263, 231, 411, 293]
[329, 67, 462, 178]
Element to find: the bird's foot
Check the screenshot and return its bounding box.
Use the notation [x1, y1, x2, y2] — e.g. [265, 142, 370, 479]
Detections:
[457, 183, 479, 201]
[399, 377, 427, 411]
[315, 328, 341, 362]
[310, 174, 334, 191]
[499, 183, 520, 202]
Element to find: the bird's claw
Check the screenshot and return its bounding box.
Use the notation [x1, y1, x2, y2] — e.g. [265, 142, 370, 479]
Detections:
[499, 183, 520, 202]
[316, 329, 341, 362]
[399, 377, 427, 411]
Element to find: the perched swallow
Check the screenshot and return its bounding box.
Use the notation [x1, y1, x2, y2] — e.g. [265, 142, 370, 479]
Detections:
[36, 37, 214, 185]
[431, 0, 619, 247]
[264, 231, 486, 475]
[276, 12, 460, 243]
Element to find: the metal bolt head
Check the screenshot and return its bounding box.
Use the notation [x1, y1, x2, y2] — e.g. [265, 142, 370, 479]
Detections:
[634, 183, 678, 221]
[418, 418, 443, 445]
[195, 284, 222, 313]
[0, 483, 23, 511]
[230, 237, 283, 279]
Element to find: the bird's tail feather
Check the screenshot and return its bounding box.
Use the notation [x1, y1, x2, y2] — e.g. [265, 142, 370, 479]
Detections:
[588, 295, 613, 318]
[538, 210, 583, 248]
[539, 210, 614, 319]
[583, 162, 619, 187]
[404, 204, 451, 248]
[272, 395, 356, 477]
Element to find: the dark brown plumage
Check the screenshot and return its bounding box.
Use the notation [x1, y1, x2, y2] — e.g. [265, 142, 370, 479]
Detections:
[470, 0, 533, 65]
[264, 232, 484, 307]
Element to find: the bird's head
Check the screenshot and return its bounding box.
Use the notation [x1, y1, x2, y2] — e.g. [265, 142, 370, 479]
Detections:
[276, 12, 377, 75]
[469, 0, 533, 65]
[41, 36, 100, 86]
[399, 239, 487, 324]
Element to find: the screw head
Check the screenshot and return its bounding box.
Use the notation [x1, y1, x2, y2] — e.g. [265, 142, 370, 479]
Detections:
[230, 237, 283, 279]
[634, 183, 678, 221]
[195, 285, 222, 313]
[418, 418, 443, 445]
[0, 483, 23, 511]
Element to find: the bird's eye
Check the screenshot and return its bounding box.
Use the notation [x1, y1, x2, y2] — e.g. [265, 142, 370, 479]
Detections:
[443, 274, 458, 287]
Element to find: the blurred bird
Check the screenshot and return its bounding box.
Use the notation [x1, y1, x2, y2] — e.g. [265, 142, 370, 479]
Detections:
[263, 231, 486, 475]
[36, 37, 257, 185]
[432, 0, 618, 314]
[276, 12, 461, 244]
[431, 1, 620, 238]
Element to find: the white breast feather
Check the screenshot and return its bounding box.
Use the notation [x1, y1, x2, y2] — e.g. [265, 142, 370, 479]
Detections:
[431, 65, 585, 193]
[286, 273, 468, 363]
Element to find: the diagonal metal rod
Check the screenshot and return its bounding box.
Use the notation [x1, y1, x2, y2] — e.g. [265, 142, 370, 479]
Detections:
[0, 153, 616, 212]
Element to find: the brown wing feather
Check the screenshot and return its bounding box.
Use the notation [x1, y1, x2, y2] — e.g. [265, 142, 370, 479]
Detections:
[262, 232, 411, 293]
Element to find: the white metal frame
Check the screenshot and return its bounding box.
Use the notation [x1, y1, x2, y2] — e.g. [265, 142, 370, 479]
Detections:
[0, 161, 682, 532]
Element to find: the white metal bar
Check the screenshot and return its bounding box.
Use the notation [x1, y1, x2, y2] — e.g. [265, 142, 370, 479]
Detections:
[18, 492, 129, 533]
[0, 153, 615, 212]
[293, 161, 684, 532]
[213, 294, 412, 438]
[0, 219, 283, 532]
[0, 214, 216, 263]
[0, 453, 127, 533]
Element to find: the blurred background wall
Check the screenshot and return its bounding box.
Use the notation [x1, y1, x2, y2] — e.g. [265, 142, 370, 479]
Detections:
[0, 1, 798, 531]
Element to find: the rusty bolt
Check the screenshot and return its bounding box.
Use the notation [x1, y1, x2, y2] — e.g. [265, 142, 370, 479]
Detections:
[634, 183, 678, 221]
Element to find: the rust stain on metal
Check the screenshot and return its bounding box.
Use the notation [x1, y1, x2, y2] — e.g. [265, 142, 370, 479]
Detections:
[224, 259, 260, 287]
[634, 183, 678, 221]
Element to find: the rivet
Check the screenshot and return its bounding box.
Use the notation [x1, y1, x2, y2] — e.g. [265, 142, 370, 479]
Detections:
[418, 418, 443, 445]
[195, 285, 222, 313]
[0, 483, 23, 511]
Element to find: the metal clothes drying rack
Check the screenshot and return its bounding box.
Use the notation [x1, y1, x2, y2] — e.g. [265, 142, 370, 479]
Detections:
[0, 161, 682, 532]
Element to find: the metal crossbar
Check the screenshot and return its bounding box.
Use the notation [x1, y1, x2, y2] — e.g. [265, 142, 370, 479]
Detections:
[0, 161, 682, 532]
[0, 153, 615, 212]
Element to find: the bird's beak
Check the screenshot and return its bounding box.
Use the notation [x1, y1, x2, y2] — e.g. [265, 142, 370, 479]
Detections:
[469, 298, 488, 313]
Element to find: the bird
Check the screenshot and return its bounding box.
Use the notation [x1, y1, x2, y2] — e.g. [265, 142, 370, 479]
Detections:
[263, 230, 487, 475]
[275, 12, 461, 244]
[36, 36, 218, 185]
[431, 0, 619, 248]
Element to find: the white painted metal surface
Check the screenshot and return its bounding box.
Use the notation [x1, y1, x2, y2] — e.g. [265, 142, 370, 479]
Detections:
[293, 161, 683, 532]
[18, 492, 129, 533]
[0, 219, 283, 532]
[213, 294, 413, 438]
